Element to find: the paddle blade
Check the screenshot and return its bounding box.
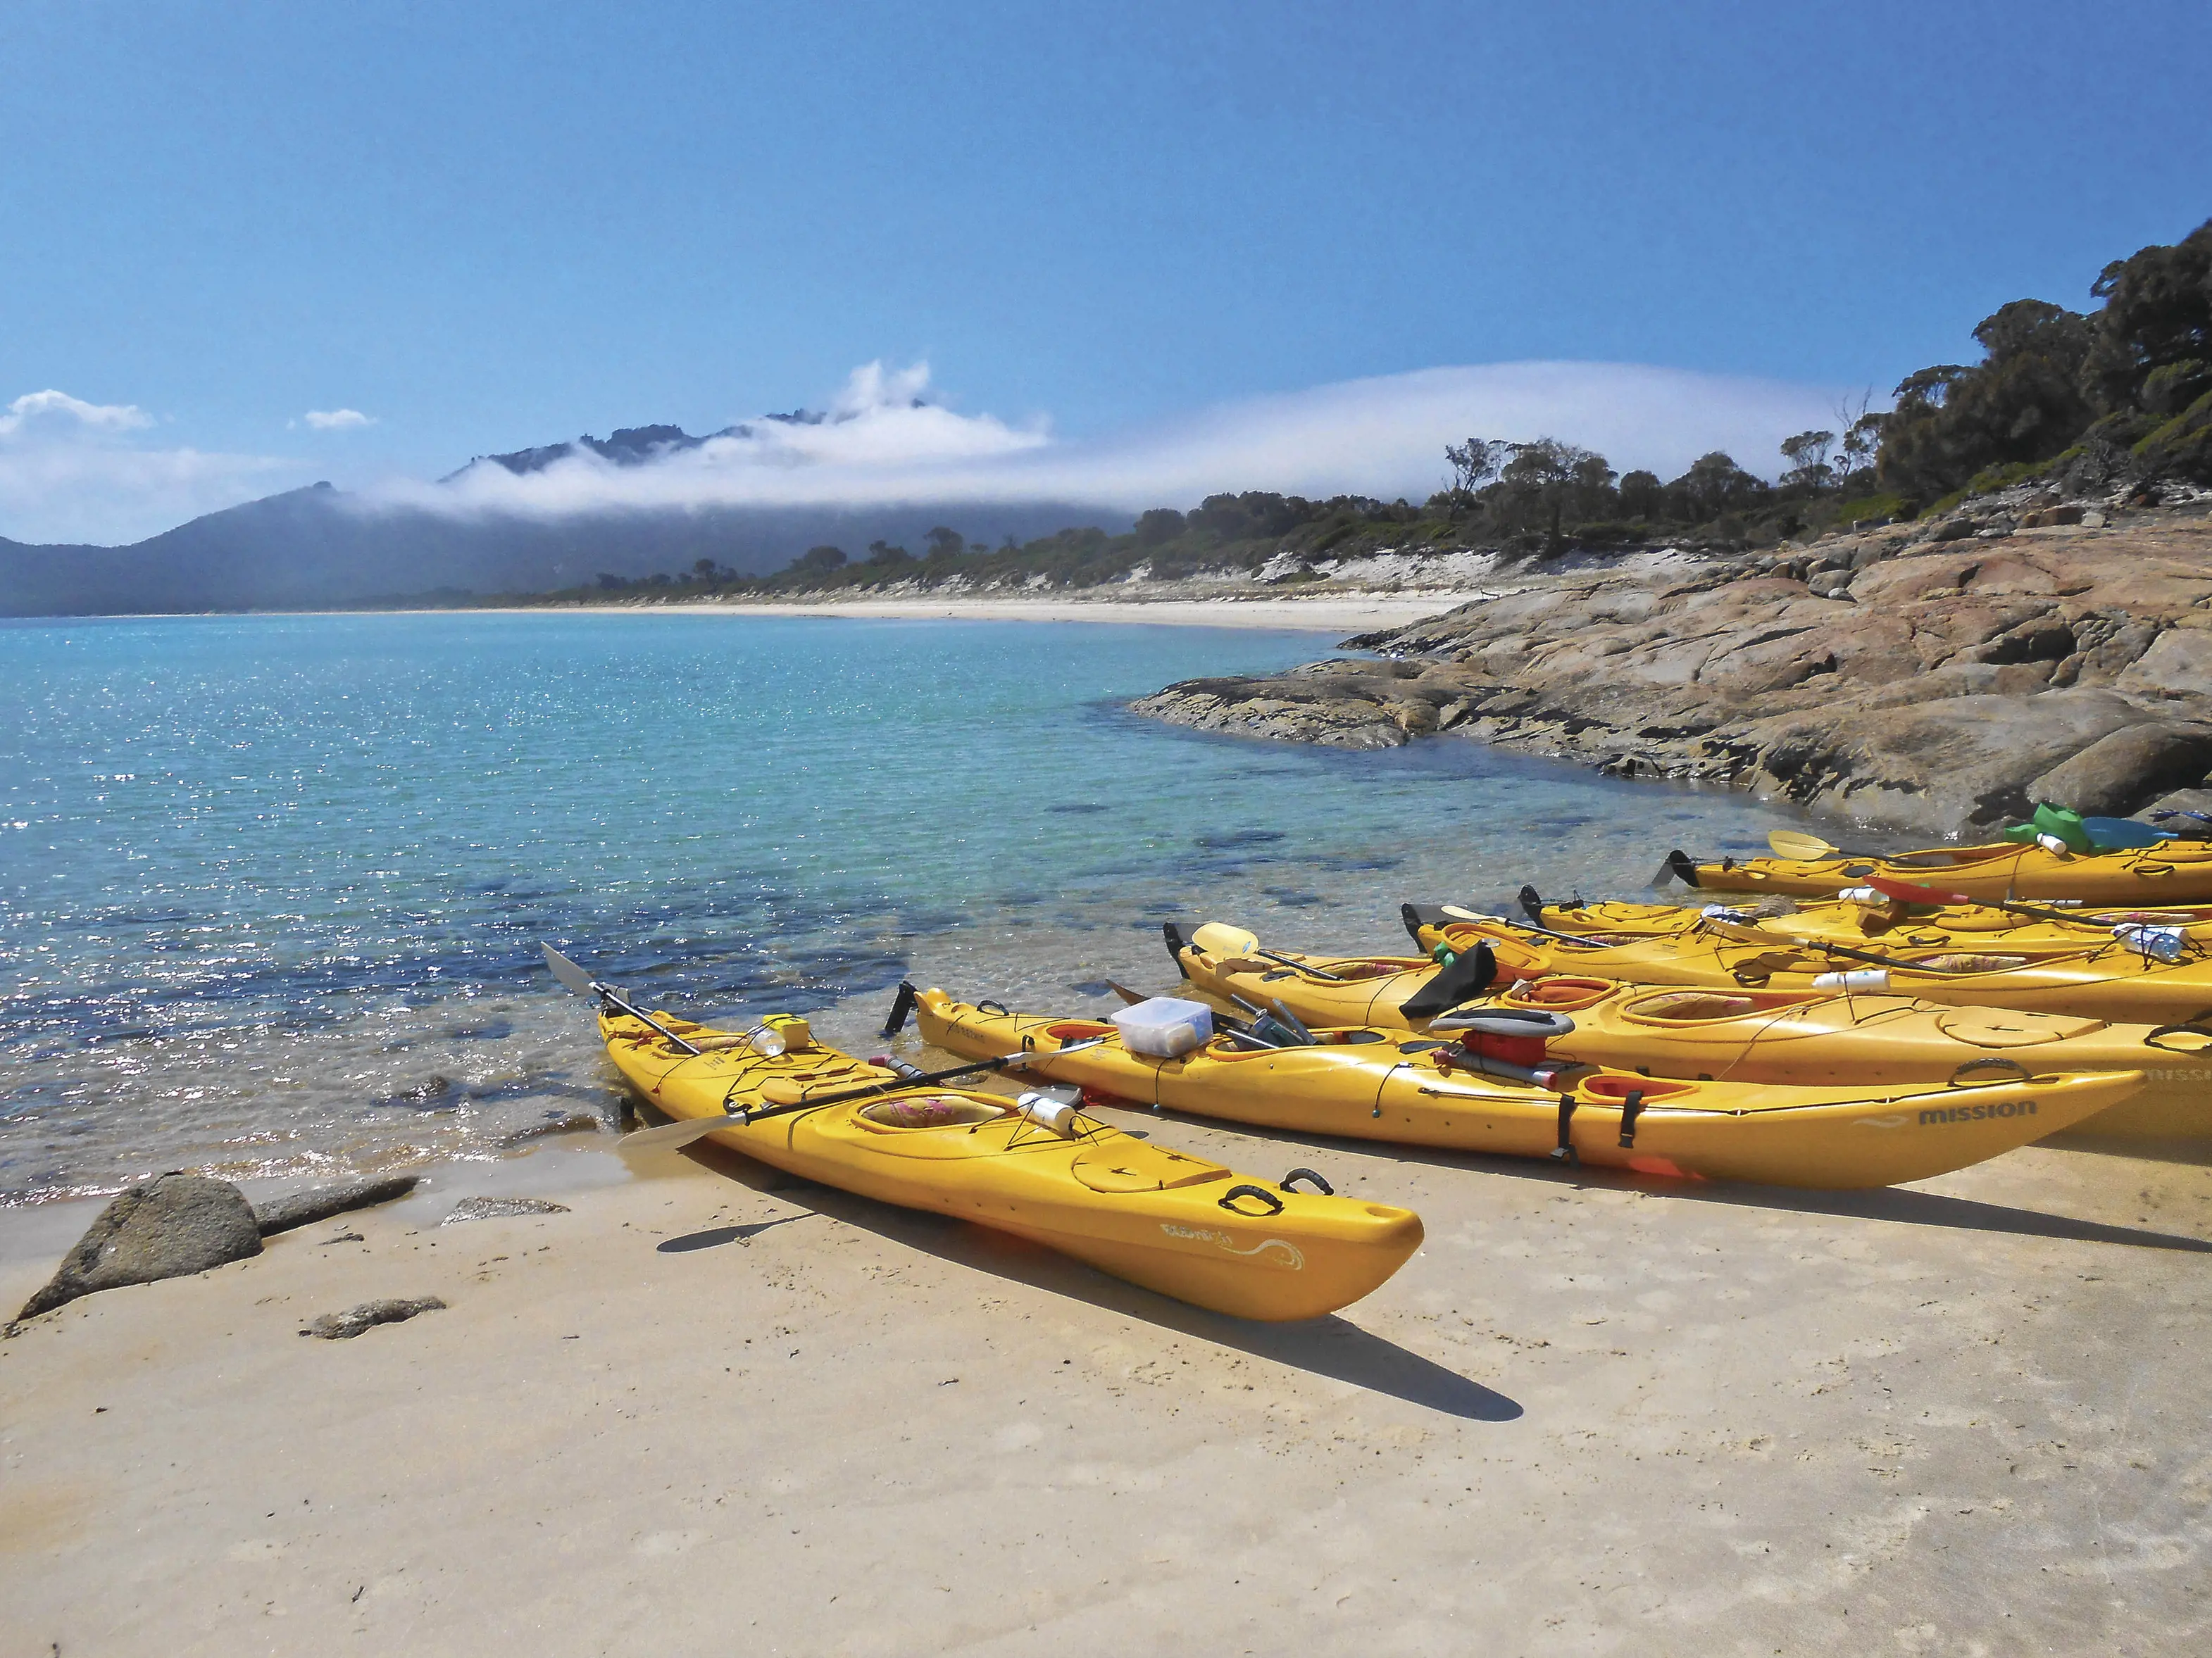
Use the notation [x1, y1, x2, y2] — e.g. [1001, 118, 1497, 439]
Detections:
[542, 943, 598, 999]
[2082, 816, 2173, 850]
[1768, 829, 1837, 861]
[618, 1114, 742, 1157]
[1867, 874, 1970, 907]
[1104, 981, 1154, 1006]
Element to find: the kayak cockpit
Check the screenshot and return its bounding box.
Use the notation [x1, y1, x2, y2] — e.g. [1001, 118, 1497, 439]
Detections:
[858, 1095, 1011, 1130]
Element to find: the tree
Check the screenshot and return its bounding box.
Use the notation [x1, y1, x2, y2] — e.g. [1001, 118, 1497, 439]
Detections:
[2082, 218, 2212, 417]
[923, 527, 966, 558]
[1135, 508, 1187, 545]
[1830, 391, 1884, 489]
[864, 539, 911, 566]
[1666, 452, 1769, 522]
[1618, 470, 1663, 520]
[1779, 430, 1835, 492]
[1877, 300, 2096, 498]
[1492, 439, 1616, 544]
[1444, 437, 1505, 503]
[789, 544, 846, 575]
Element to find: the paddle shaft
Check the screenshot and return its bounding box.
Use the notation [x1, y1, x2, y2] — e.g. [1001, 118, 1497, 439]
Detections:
[646, 1041, 1108, 1141]
[594, 984, 702, 1054]
[1704, 919, 1980, 976]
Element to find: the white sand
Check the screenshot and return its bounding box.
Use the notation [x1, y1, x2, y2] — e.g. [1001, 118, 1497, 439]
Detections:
[546, 594, 1482, 632]
[4, 1117, 2208, 1654]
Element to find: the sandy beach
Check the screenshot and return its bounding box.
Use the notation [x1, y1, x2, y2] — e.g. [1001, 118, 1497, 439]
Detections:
[545, 592, 1487, 633]
[5, 1100, 2208, 1655]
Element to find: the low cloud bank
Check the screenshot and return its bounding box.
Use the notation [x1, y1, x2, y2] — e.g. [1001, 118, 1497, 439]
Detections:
[380, 360, 1853, 523]
[4, 360, 1858, 546]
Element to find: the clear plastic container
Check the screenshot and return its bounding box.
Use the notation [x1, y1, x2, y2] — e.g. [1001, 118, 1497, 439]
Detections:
[1110, 996, 1216, 1057]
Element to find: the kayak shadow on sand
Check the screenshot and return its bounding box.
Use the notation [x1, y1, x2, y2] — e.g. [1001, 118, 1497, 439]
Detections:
[662, 1138, 1523, 1423]
[1113, 1110, 2212, 1255]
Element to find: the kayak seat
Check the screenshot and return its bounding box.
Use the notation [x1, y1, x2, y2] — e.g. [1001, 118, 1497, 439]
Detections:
[1629, 991, 1761, 1022]
[1911, 954, 2030, 974]
[858, 1095, 1010, 1130]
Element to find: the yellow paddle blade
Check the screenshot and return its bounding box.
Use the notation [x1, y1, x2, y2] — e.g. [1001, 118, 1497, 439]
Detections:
[1767, 829, 1839, 861]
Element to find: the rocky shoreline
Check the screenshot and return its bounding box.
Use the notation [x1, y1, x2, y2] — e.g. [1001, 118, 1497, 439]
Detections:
[1130, 487, 2212, 839]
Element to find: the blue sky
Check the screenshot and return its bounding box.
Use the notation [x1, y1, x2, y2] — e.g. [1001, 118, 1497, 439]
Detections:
[2, 0, 2208, 543]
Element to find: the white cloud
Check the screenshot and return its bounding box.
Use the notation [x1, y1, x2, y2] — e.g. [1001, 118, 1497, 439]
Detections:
[0, 389, 155, 436]
[304, 408, 375, 430]
[375, 358, 1861, 522]
[0, 388, 299, 546]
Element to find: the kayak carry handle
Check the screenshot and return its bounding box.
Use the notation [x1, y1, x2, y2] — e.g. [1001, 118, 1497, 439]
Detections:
[1616, 1088, 1646, 1149]
[1551, 1093, 1580, 1166]
[1948, 1057, 2032, 1087]
[1279, 1167, 1334, 1196]
[2143, 1017, 2212, 1052]
[1218, 1184, 1287, 1217]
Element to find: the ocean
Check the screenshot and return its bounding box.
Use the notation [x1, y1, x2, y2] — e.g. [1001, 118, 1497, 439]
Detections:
[0, 610, 1803, 1202]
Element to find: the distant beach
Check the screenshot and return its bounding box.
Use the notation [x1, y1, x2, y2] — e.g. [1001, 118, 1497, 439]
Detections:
[485, 590, 1491, 633]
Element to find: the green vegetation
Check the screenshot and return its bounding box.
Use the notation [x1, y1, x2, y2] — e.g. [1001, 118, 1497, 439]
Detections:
[1876, 218, 2212, 508]
[553, 220, 2211, 603]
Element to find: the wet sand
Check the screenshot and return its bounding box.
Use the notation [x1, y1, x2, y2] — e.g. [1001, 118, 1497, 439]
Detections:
[4, 1111, 2208, 1654]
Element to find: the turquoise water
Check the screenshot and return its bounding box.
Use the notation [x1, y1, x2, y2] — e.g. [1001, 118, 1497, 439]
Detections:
[0, 612, 1800, 1201]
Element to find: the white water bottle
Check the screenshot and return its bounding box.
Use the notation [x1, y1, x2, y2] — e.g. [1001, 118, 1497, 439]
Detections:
[1813, 967, 1889, 991]
[1018, 1088, 1085, 1137]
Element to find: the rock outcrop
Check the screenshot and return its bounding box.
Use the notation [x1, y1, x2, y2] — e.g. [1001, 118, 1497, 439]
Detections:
[300, 1297, 446, 1340]
[1131, 505, 2212, 836]
[252, 1174, 420, 1238]
[440, 1196, 570, 1225]
[15, 1174, 262, 1321]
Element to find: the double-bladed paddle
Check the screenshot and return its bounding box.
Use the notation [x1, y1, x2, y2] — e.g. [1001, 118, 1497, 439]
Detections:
[616, 1038, 1111, 1155]
[1861, 873, 2087, 926]
[542, 942, 704, 1054]
[1695, 915, 2003, 976]
[1439, 903, 1609, 949]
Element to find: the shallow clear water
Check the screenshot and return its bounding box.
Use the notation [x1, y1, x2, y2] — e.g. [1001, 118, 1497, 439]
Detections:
[0, 611, 1802, 1201]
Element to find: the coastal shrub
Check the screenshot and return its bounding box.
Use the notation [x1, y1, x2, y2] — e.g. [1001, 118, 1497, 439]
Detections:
[1832, 492, 1904, 528]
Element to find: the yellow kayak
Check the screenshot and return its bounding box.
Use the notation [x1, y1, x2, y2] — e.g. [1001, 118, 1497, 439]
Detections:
[1410, 910, 2212, 1026]
[1163, 922, 2207, 1143]
[908, 987, 2142, 1188]
[597, 1004, 1421, 1321]
[1527, 891, 2212, 952]
[1663, 839, 2212, 903]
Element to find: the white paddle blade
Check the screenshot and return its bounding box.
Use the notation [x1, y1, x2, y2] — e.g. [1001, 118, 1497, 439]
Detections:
[542, 943, 599, 999]
[1027, 1036, 1110, 1060]
[618, 1114, 743, 1157]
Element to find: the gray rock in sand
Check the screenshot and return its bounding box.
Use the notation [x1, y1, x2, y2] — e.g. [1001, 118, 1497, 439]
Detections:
[254, 1174, 420, 1238]
[16, 1173, 263, 1321]
[440, 1195, 570, 1226]
[301, 1296, 446, 1340]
